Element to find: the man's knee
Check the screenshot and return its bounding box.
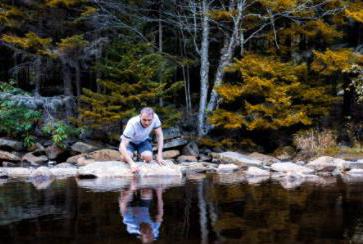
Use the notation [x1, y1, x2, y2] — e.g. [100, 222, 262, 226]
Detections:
[141, 152, 153, 162]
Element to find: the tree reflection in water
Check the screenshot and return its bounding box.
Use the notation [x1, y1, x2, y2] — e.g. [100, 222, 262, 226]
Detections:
[119, 178, 164, 243]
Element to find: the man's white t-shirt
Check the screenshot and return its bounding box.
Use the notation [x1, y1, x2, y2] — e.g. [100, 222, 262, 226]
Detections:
[121, 113, 161, 144]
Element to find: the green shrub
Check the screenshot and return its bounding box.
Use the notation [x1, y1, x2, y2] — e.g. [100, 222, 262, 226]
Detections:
[42, 121, 81, 148]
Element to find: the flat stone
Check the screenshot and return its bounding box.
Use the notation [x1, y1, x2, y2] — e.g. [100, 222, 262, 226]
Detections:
[71, 142, 98, 153]
[0, 150, 21, 161]
[54, 162, 77, 168]
[3, 167, 34, 177]
[162, 150, 180, 159]
[78, 160, 182, 178]
[248, 152, 280, 166]
[162, 138, 188, 150]
[271, 162, 314, 174]
[245, 167, 270, 177]
[0, 138, 23, 151]
[216, 164, 239, 173]
[50, 168, 78, 177]
[347, 169, 363, 176]
[186, 173, 206, 181]
[212, 151, 263, 167]
[77, 176, 183, 192]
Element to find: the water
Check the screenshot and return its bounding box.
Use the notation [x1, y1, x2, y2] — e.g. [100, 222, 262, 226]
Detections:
[1, 175, 363, 243]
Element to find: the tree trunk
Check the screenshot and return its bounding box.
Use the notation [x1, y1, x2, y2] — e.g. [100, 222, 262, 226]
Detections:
[197, 0, 210, 136]
[204, 0, 244, 134]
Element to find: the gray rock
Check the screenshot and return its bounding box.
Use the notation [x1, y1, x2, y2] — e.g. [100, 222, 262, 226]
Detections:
[162, 150, 180, 159]
[50, 168, 78, 177]
[177, 155, 198, 163]
[245, 167, 270, 177]
[4, 167, 34, 177]
[54, 162, 77, 168]
[163, 127, 182, 140]
[307, 156, 349, 172]
[71, 142, 98, 153]
[182, 141, 199, 157]
[0, 138, 23, 151]
[216, 164, 239, 173]
[0, 150, 21, 161]
[179, 162, 208, 174]
[22, 152, 48, 166]
[31, 166, 54, 179]
[2, 161, 18, 167]
[199, 154, 212, 162]
[78, 160, 182, 178]
[45, 145, 64, 160]
[271, 162, 314, 174]
[248, 152, 280, 166]
[161, 138, 188, 150]
[212, 151, 263, 167]
[0, 168, 8, 179]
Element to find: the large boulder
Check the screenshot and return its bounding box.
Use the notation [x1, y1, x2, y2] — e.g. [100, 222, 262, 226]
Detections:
[212, 151, 263, 167]
[0, 150, 21, 161]
[78, 160, 182, 178]
[71, 142, 98, 153]
[306, 156, 349, 172]
[271, 162, 314, 174]
[45, 145, 65, 160]
[163, 127, 182, 140]
[0, 138, 23, 151]
[22, 152, 48, 166]
[182, 141, 199, 157]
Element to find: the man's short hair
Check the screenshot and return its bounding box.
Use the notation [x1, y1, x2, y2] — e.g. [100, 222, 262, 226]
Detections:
[140, 107, 154, 117]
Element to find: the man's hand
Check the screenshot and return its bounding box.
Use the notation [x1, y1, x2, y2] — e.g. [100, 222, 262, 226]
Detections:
[156, 155, 166, 166]
[130, 162, 140, 173]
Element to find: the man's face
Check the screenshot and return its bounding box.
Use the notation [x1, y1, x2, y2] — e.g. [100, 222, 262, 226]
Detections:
[140, 113, 153, 128]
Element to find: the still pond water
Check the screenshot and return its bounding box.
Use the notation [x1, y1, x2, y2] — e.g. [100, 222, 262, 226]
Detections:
[1, 174, 363, 243]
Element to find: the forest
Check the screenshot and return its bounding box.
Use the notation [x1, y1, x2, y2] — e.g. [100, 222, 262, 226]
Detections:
[1, 0, 363, 157]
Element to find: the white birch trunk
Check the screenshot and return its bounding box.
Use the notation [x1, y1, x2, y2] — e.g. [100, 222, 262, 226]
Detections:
[197, 0, 210, 136]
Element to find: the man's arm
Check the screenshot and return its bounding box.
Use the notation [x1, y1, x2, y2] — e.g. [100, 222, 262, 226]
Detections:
[119, 138, 139, 172]
[154, 127, 165, 165]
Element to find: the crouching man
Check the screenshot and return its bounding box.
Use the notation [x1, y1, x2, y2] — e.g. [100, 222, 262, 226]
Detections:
[119, 107, 166, 173]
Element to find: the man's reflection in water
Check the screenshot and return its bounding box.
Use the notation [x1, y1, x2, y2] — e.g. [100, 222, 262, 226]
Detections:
[119, 179, 164, 243]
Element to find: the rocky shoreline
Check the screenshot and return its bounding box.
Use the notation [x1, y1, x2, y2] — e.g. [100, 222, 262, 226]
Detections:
[2, 132, 363, 191]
